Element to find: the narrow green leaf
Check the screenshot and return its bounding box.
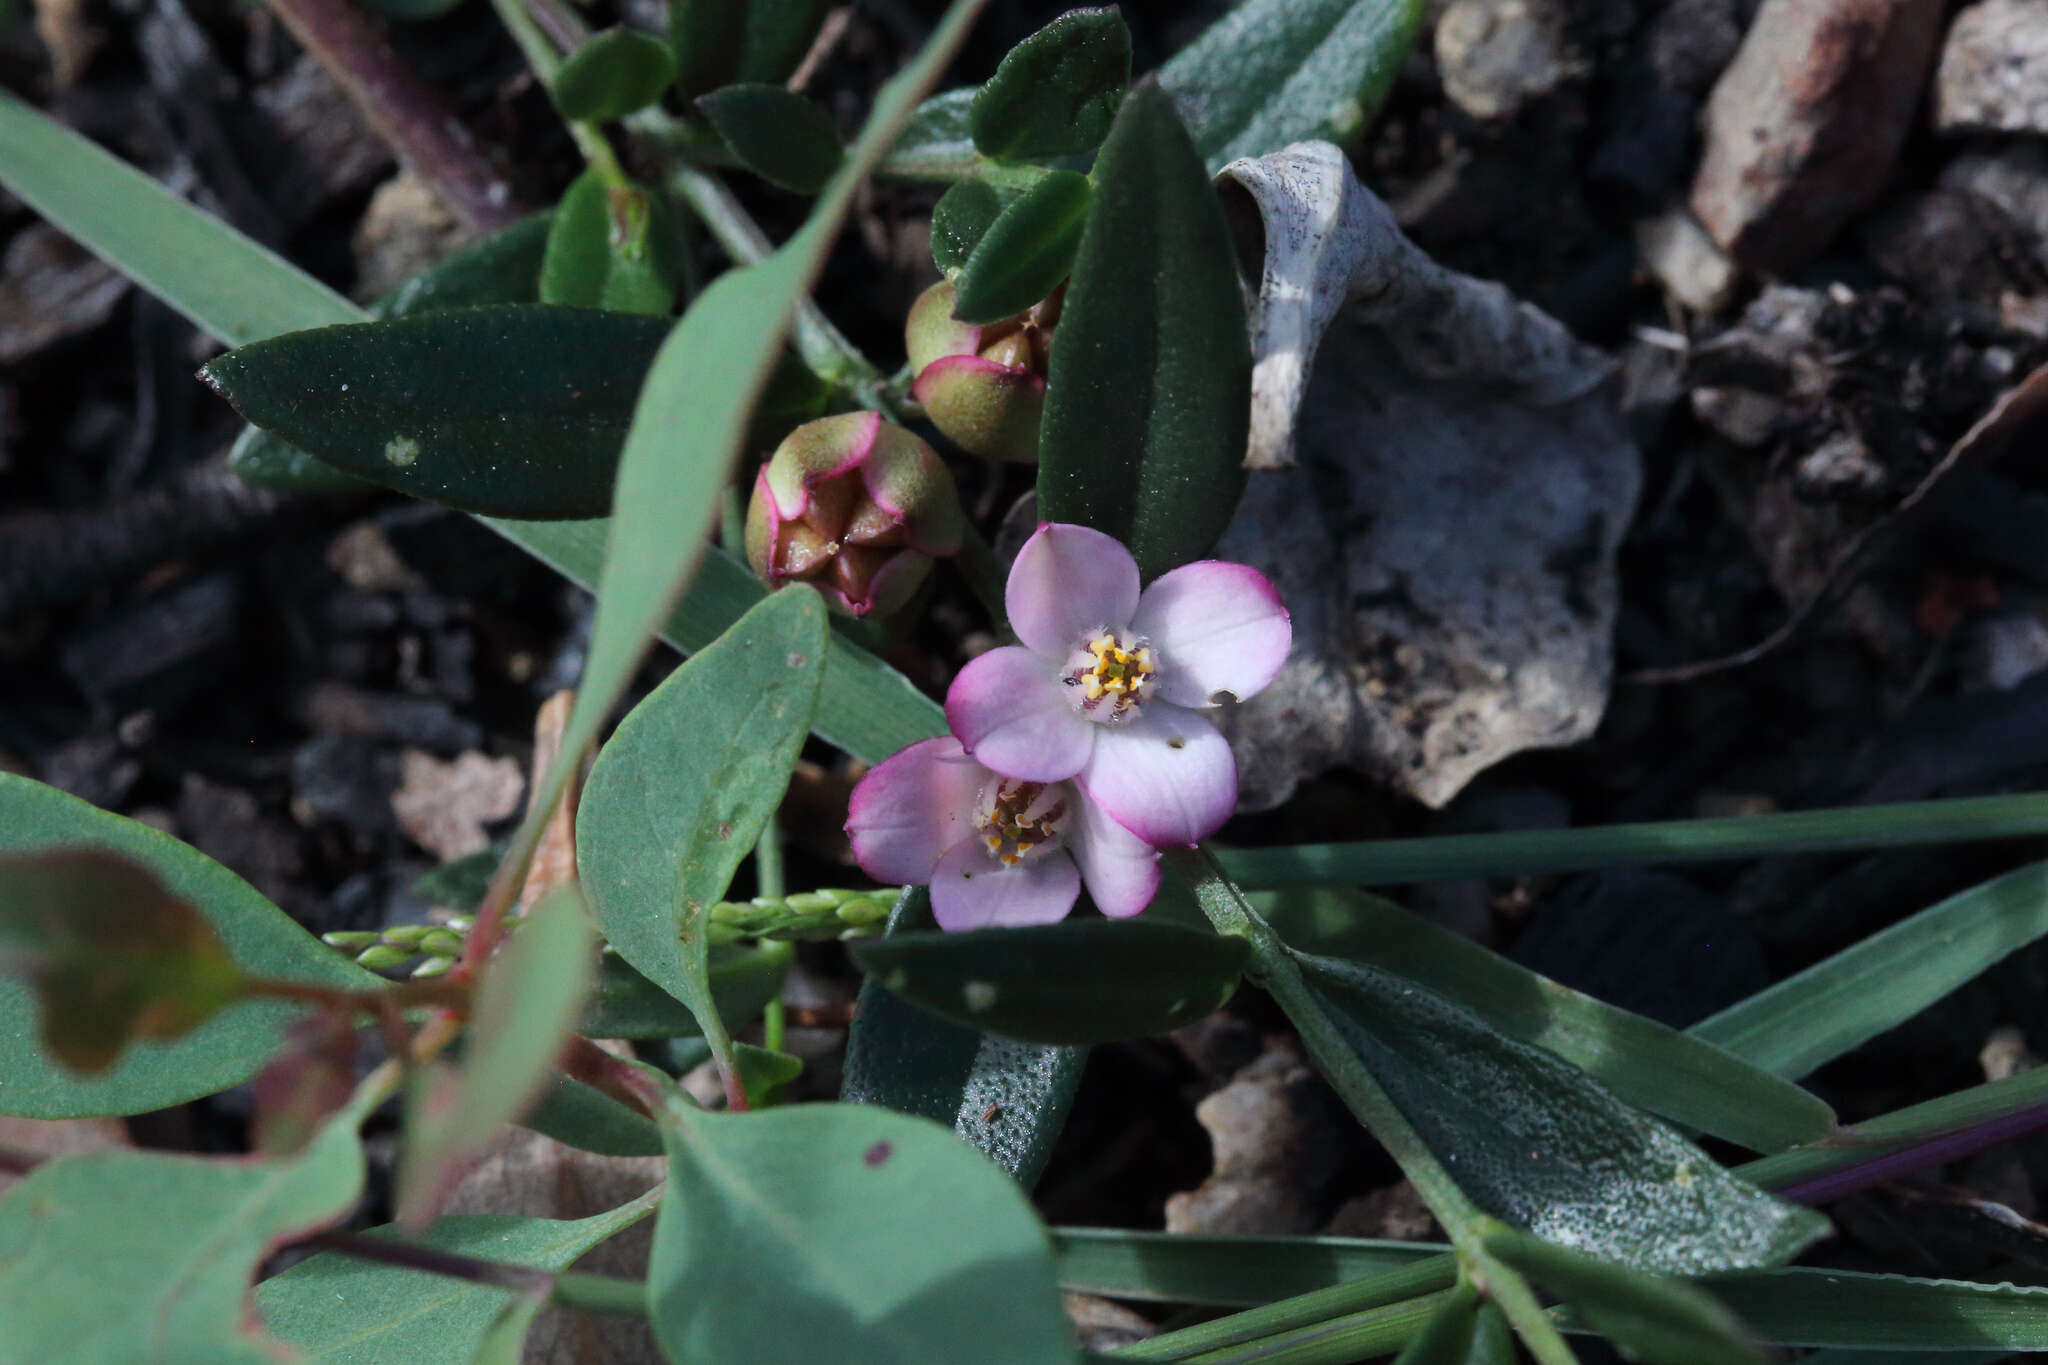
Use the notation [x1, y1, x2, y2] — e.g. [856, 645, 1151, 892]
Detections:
[951, 169, 1088, 324]
[0, 774, 373, 1118]
[1051, 1228, 1443, 1309]
[0, 1104, 365, 1363]
[843, 890, 1085, 1188]
[1036, 81, 1250, 579]
[0, 93, 358, 343]
[734, 1041, 803, 1106]
[1257, 886, 1834, 1153]
[396, 886, 597, 1227]
[580, 943, 790, 1039]
[1485, 1228, 1764, 1365]
[1392, 1287, 1478, 1365]
[853, 917, 1246, 1046]
[1702, 1269, 2048, 1351]
[650, 1102, 1078, 1363]
[201, 305, 667, 518]
[0, 847, 248, 1074]
[468, 1295, 546, 1365]
[698, 83, 845, 194]
[523, 1073, 664, 1155]
[540, 169, 681, 315]
[1158, 0, 1427, 171]
[258, 1205, 656, 1361]
[930, 179, 1011, 273]
[970, 7, 1130, 163]
[551, 29, 680, 123]
[1298, 949, 1830, 1275]
[232, 214, 555, 492]
[1691, 859, 2048, 1080]
[576, 589, 826, 1058]
[736, 0, 832, 85]
[1466, 1302, 1514, 1365]
[1216, 792, 2048, 889]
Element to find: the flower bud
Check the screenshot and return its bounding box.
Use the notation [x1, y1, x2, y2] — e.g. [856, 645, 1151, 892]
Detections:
[904, 279, 1060, 464]
[743, 412, 965, 618]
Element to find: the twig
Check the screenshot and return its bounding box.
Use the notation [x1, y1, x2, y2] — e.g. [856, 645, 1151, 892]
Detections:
[304, 1229, 554, 1294]
[1776, 1099, 2048, 1207]
[261, 0, 526, 234]
[786, 7, 855, 93]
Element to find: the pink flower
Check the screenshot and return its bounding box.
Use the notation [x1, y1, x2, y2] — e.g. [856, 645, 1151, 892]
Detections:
[846, 736, 1161, 930]
[946, 524, 1291, 849]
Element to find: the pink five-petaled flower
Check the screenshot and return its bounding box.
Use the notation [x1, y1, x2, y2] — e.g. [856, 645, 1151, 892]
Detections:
[946, 523, 1291, 849]
[845, 736, 1161, 930]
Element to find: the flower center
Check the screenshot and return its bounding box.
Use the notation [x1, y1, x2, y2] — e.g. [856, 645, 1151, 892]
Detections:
[974, 779, 1069, 866]
[1063, 631, 1155, 724]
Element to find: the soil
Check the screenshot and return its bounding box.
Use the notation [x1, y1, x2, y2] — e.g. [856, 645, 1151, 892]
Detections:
[9, 0, 2048, 1337]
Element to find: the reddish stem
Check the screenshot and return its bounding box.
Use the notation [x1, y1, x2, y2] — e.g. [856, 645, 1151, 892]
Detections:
[1775, 1100, 2048, 1206]
[263, 0, 526, 233]
[304, 1230, 554, 1294]
[560, 1035, 671, 1121]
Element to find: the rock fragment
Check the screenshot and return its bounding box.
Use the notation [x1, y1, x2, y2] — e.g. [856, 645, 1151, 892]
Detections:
[1692, 0, 1945, 272]
[1936, 0, 2048, 134]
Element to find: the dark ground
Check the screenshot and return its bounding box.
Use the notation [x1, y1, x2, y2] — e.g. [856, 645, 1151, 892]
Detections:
[9, 0, 2048, 1337]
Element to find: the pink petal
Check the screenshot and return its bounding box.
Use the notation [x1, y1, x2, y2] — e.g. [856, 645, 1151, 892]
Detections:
[1007, 523, 1141, 658]
[945, 645, 1094, 782]
[1130, 561, 1292, 708]
[1075, 704, 1237, 848]
[1069, 794, 1161, 918]
[845, 737, 988, 884]
[930, 840, 1080, 930]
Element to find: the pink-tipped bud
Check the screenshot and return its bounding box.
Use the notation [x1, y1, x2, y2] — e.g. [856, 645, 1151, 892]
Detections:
[905, 279, 1061, 465]
[743, 412, 965, 618]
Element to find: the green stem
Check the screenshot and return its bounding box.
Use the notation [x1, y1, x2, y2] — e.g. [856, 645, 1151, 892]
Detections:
[551, 1270, 650, 1316]
[753, 811, 789, 1057]
[1181, 1289, 1459, 1365]
[1216, 791, 2048, 889]
[1178, 848, 1576, 1365]
[1116, 1259, 1456, 1361]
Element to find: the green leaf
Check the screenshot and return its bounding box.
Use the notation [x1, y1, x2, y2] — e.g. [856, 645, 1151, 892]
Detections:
[201, 304, 668, 518]
[853, 916, 1247, 1046]
[1051, 1228, 1444, 1309]
[469, 1295, 546, 1365]
[1036, 81, 1250, 579]
[930, 179, 1011, 274]
[540, 169, 681, 315]
[670, 0, 744, 97]
[1256, 886, 1835, 1153]
[1297, 948, 1829, 1276]
[0, 1102, 365, 1363]
[1485, 1228, 1764, 1365]
[698, 83, 845, 194]
[523, 1073, 664, 1155]
[735, 1041, 803, 1106]
[881, 87, 980, 181]
[844, 891, 1085, 1188]
[232, 214, 556, 493]
[580, 943, 790, 1038]
[396, 886, 597, 1226]
[951, 169, 1088, 324]
[0, 774, 373, 1118]
[1699, 1269, 2048, 1351]
[736, 0, 832, 85]
[1465, 1303, 1514, 1365]
[0, 92, 359, 344]
[1392, 1286, 1478, 1365]
[1158, 0, 1427, 171]
[358, 0, 463, 21]
[0, 847, 248, 1074]
[258, 1206, 656, 1361]
[970, 7, 1130, 163]
[1691, 858, 2048, 1081]
[577, 589, 826, 1066]
[1215, 792, 2048, 888]
[551, 29, 680, 123]
[485, 529, 947, 762]
[649, 1102, 1078, 1363]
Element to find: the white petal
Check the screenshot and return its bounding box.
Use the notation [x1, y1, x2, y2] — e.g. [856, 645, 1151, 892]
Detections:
[1069, 794, 1161, 918]
[1076, 704, 1238, 848]
[945, 646, 1094, 782]
[930, 841, 1080, 930]
[844, 737, 987, 884]
[1130, 561, 1292, 707]
[1007, 523, 1142, 658]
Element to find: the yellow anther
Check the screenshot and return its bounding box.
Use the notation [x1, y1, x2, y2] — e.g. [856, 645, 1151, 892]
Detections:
[1083, 675, 1104, 700]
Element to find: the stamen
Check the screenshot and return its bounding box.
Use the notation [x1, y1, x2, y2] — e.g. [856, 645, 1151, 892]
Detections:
[1064, 629, 1156, 724]
[973, 779, 1069, 866]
